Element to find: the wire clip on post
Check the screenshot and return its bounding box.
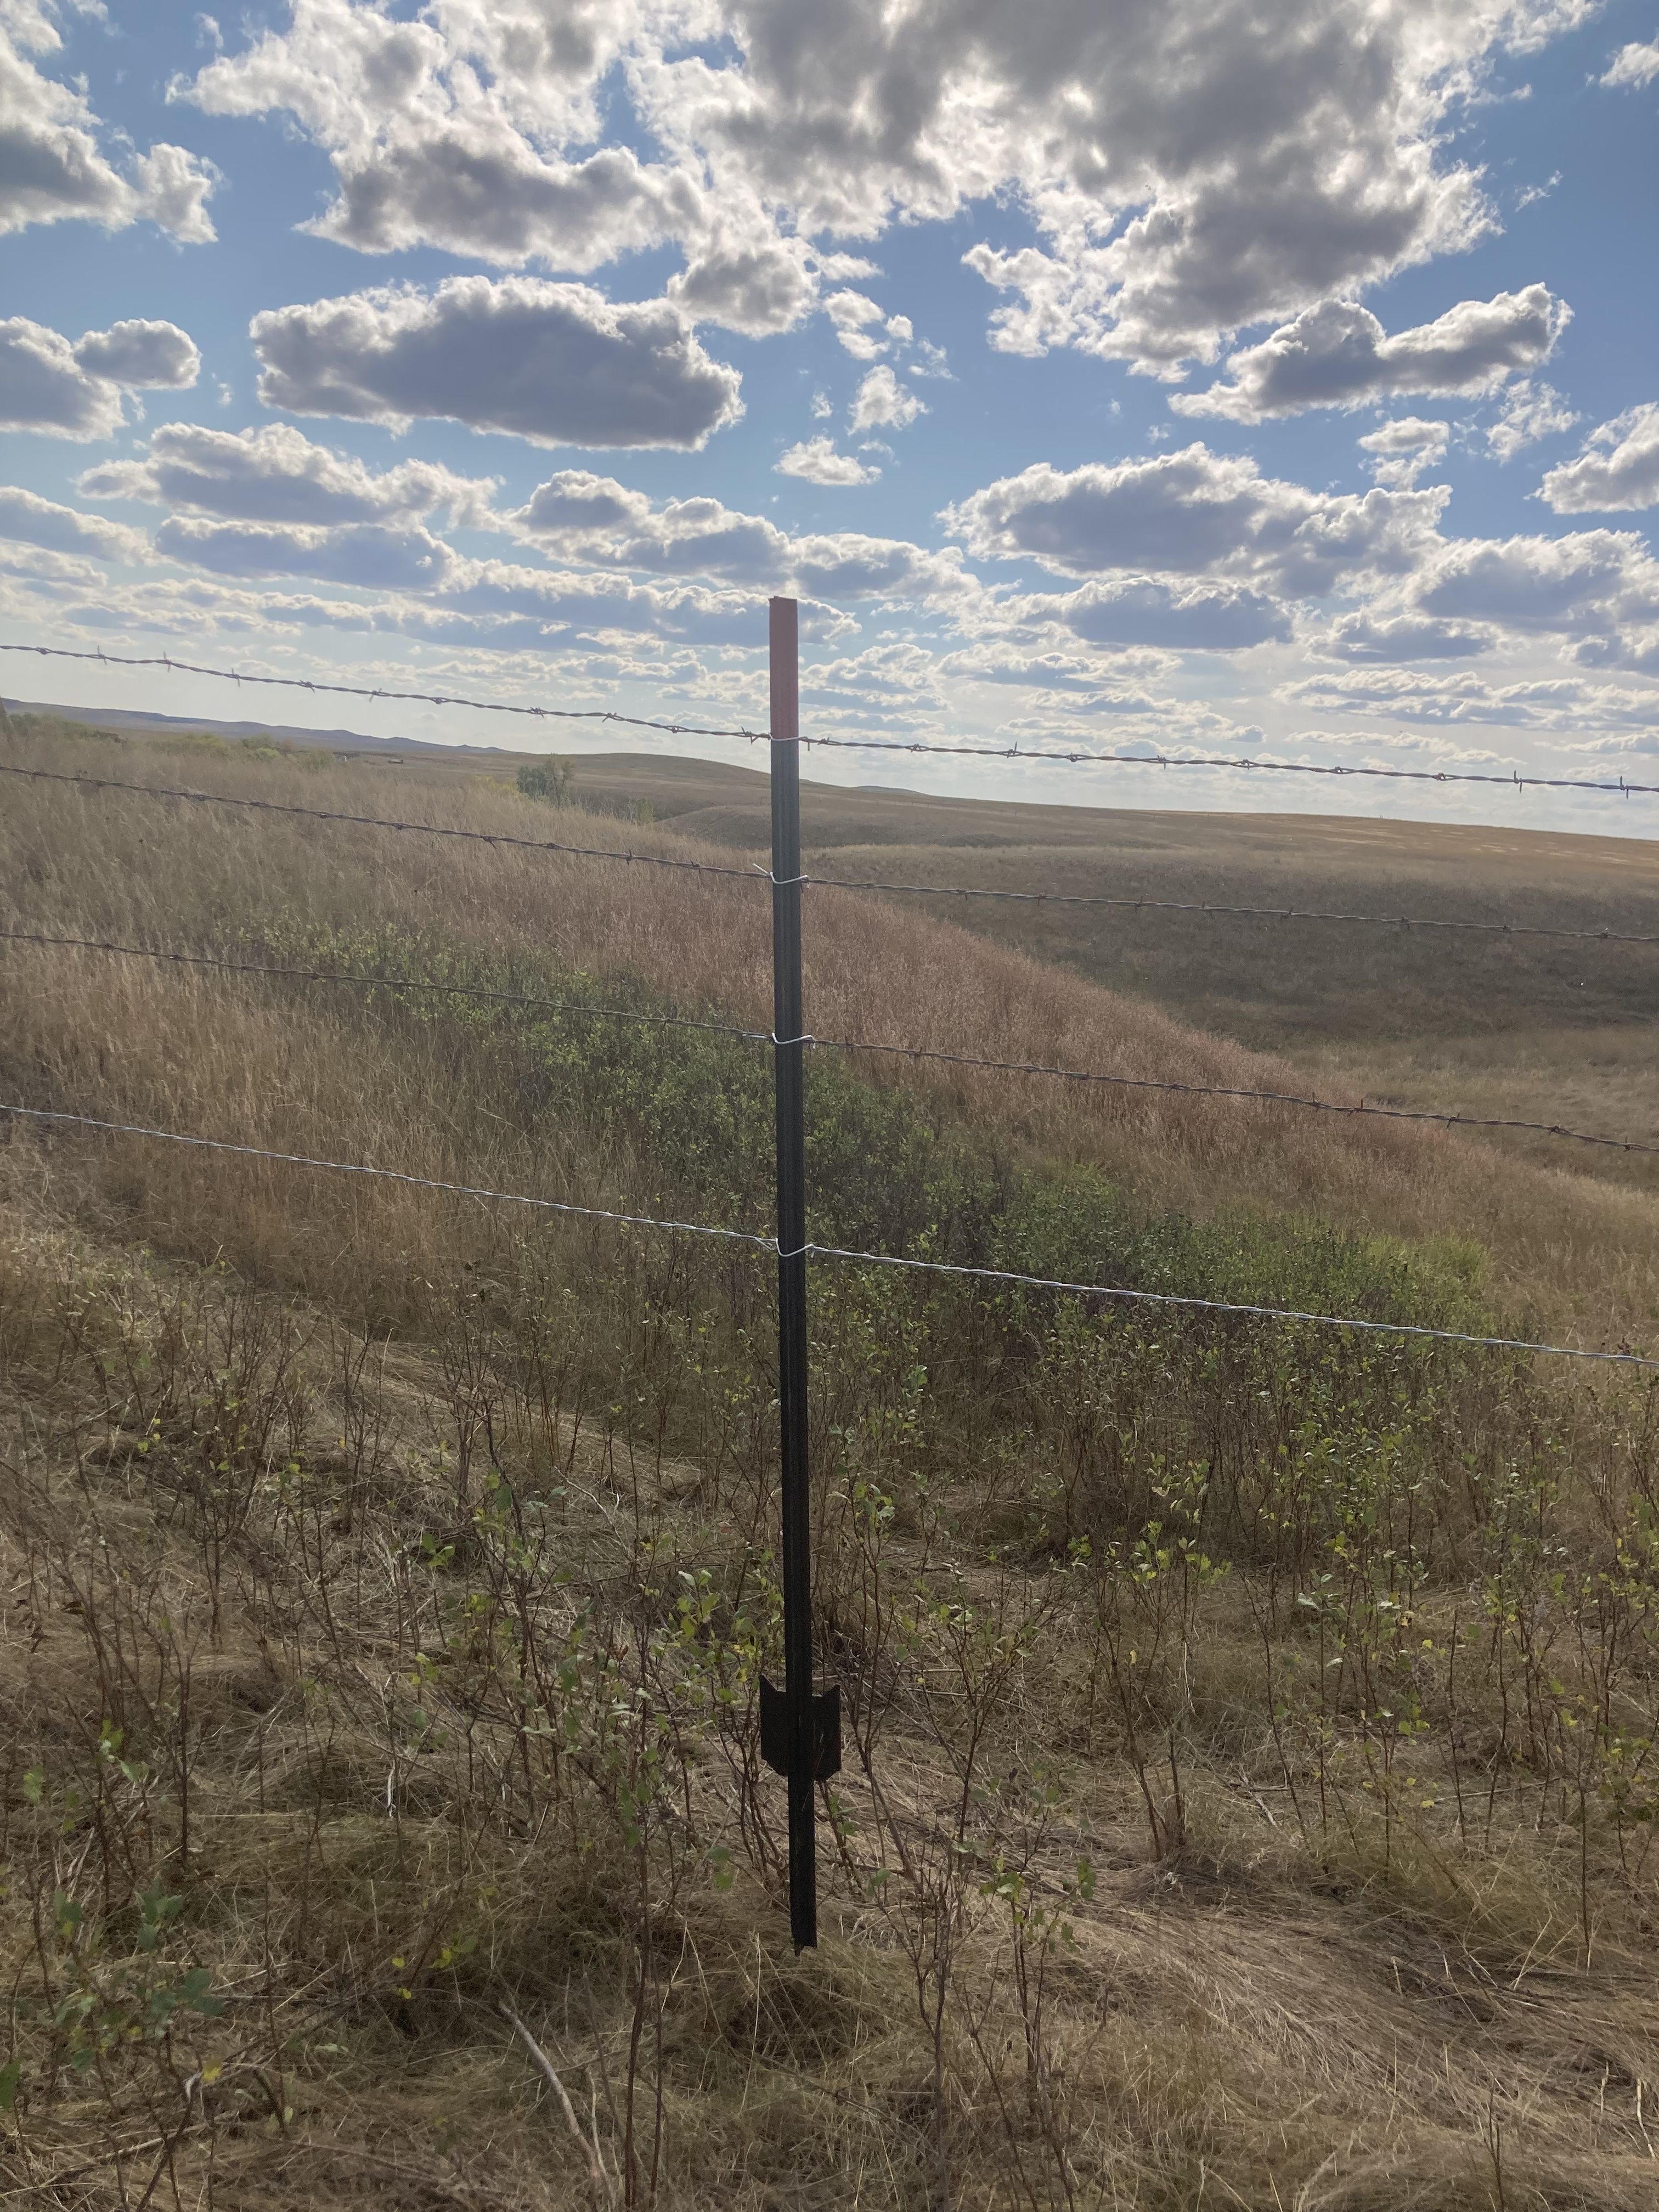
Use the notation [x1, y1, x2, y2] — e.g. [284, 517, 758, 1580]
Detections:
[760, 595, 837, 1951]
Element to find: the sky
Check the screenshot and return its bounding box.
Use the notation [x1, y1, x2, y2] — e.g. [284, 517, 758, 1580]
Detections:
[2, 0, 1658, 834]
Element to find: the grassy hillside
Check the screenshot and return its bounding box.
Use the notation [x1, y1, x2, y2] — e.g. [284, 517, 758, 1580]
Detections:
[564, 749, 1659, 1194]
[3, 720, 1659, 2209]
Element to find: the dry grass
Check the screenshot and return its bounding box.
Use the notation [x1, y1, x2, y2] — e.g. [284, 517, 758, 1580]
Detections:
[4, 725, 1658, 1346]
[3, 721, 1659, 2210]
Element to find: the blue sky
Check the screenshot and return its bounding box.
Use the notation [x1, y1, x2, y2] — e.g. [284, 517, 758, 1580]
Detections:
[2, 0, 1658, 832]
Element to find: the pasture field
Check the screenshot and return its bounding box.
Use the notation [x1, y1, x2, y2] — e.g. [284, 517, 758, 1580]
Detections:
[2, 714, 1658, 2210]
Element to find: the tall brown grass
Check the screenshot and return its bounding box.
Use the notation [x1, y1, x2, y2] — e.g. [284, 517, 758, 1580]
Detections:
[4, 723, 1659, 2211]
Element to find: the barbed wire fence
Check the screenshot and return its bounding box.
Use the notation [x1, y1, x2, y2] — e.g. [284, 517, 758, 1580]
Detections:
[4, 606, 1659, 1945]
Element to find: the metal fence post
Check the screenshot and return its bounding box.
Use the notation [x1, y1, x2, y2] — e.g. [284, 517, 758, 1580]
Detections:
[760, 594, 838, 1950]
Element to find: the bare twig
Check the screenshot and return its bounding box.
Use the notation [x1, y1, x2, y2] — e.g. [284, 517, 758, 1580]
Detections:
[500, 2001, 613, 2206]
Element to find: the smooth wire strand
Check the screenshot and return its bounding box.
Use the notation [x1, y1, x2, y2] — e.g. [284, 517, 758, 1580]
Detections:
[802, 868, 1659, 947]
[797, 1240, 1659, 1369]
[3, 636, 1656, 799]
[0, 761, 769, 884]
[1, 760, 1644, 953]
[3, 1100, 1652, 1369]
[5, 927, 1652, 1159]
[0, 1103, 773, 1251]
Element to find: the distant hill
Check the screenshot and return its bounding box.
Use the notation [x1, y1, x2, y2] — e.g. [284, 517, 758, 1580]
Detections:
[0, 693, 515, 758]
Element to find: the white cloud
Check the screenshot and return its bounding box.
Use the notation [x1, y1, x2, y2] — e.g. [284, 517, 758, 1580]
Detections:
[177, 0, 1596, 376]
[72, 320, 201, 390]
[131, 142, 221, 245]
[0, 17, 217, 242]
[942, 444, 1443, 597]
[1173, 287, 1568, 422]
[80, 421, 497, 528]
[850, 366, 925, 433]
[0, 315, 200, 438]
[0, 483, 146, 563]
[506, 469, 967, 600]
[154, 515, 455, 591]
[1600, 39, 1659, 88]
[1413, 530, 1659, 638]
[1487, 379, 1578, 462]
[776, 437, 881, 487]
[824, 291, 887, 359]
[1284, 667, 1659, 731]
[1018, 577, 1293, 651]
[250, 276, 744, 452]
[1321, 608, 1495, 661]
[1357, 416, 1449, 488]
[1539, 405, 1659, 514]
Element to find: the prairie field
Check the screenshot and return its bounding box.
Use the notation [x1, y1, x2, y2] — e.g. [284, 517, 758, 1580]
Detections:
[3, 715, 1659, 2210]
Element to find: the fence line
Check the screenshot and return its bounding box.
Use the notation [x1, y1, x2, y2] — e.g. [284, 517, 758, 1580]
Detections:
[4, 635, 1656, 799]
[0, 640, 763, 743]
[802, 867, 1659, 946]
[0, 1102, 774, 1250]
[6, 926, 1654, 1161]
[796, 733, 1658, 797]
[0, 929, 771, 1044]
[0, 761, 769, 884]
[4, 1100, 1653, 1369]
[4, 752, 1649, 955]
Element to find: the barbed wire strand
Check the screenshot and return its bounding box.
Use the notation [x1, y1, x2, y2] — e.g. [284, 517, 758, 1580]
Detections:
[2, 1100, 1652, 1368]
[5, 927, 1652, 1160]
[3, 637, 1655, 799]
[802, 868, 1659, 946]
[797, 733, 1659, 798]
[0, 761, 772, 884]
[0, 929, 770, 1045]
[814, 1028, 1659, 1156]
[3, 758, 1645, 954]
[0, 640, 765, 743]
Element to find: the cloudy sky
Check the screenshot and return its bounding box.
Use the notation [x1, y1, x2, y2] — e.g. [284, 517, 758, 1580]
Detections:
[2, 0, 1658, 827]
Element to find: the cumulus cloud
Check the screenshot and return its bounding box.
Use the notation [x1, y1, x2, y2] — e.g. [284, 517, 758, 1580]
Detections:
[824, 291, 888, 359]
[775, 437, 881, 487]
[1321, 608, 1495, 661]
[177, 0, 1596, 376]
[154, 515, 456, 591]
[1030, 577, 1293, 651]
[72, 320, 201, 390]
[1284, 667, 1659, 731]
[1600, 39, 1659, 88]
[506, 469, 967, 600]
[251, 276, 744, 452]
[80, 421, 497, 528]
[0, 315, 200, 439]
[850, 366, 925, 433]
[0, 483, 146, 563]
[1539, 405, 1659, 513]
[1358, 417, 1450, 487]
[1, 16, 217, 241]
[1413, 529, 1659, 639]
[1173, 287, 1568, 422]
[942, 444, 1443, 597]
[1487, 379, 1578, 462]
